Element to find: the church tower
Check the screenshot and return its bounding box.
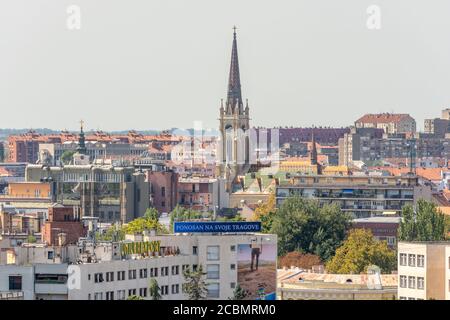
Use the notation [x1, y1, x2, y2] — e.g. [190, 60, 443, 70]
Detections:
[216, 27, 251, 190]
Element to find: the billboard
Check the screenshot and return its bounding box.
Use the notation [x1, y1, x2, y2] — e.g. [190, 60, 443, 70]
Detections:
[173, 221, 261, 233]
[237, 241, 277, 300]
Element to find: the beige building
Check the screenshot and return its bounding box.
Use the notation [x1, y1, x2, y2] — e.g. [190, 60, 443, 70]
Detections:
[355, 113, 416, 134]
[277, 267, 397, 300]
[398, 241, 450, 300]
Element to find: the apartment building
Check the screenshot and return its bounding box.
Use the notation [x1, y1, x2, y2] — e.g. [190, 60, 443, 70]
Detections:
[39, 142, 149, 165]
[25, 162, 149, 223]
[68, 232, 276, 300]
[355, 113, 416, 134]
[276, 174, 431, 218]
[0, 241, 78, 300]
[177, 177, 230, 212]
[398, 241, 450, 300]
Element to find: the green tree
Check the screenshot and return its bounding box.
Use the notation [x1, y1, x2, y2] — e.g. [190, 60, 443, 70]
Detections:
[270, 196, 352, 261]
[96, 223, 125, 241]
[60, 150, 76, 165]
[123, 214, 167, 235]
[398, 200, 447, 241]
[228, 284, 249, 300]
[182, 265, 208, 300]
[253, 193, 277, 233]
[144, 207, 159, 220]
[149, 278, 162, 300]
[26, 235, 37, 243]
[127, 295, 144, 300]
[326, 229, 396, 274]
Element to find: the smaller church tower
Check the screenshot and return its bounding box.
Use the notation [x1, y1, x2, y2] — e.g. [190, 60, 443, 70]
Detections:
[77, 120, 87, 155]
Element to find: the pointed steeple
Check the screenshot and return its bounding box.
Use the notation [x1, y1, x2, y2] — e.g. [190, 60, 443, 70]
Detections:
[226, 26, 243, 114]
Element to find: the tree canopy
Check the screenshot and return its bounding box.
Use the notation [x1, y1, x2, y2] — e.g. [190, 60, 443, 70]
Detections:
[60, 150, 76, 165]
[398, 200, 448, 242]
[253, 193, 277, 233]
[182, 265, 208, 300]
[270, 196, 352, 261]
[326, 229, 396, 274]
[149, 278, 162, 300]
[228, 284, 249, 300]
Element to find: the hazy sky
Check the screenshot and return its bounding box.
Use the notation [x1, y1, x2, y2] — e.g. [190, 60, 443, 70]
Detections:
[1, 0, 450, 131]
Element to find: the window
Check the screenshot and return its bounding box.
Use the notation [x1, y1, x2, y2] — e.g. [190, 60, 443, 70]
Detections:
[408, 297, 416, 300]
[8, 276, 22, 291]
[192, 264, 198, 272]
[150, 268, 158, 277]
[399, 253, 407, 266]
[192, 246, 198, 255]
[207, 264, 220, 279]
[128, 289, 136, 296]
[230, 264, 236, 270]
[94, 292, 103, 300]
[117, 290, 126, 300]
[106, 291, 114, 300]
[207, 246, 220, 261]
[172, 265, 179, 275]
[417, 255, 425, 267]
[139, 268, 148, 279]
[117, 271, 125, 281]
[161, 285, 169, 295]
[94, 273, 104, 283]
[171, 284, 179, 294]
[128, 269, 137, 280]
[408, 254, 416, 267]
[230, 282, 236, 289]
[106, 272, 114, 282]
[139, 288, 147, 297]
[35, 274, 68, 284]
[88, 274, 91, 281]
[182, 264, 190, 272]
[207, 283, 220, 298]
[408, 276, 416, 289]
[417, 277, 424, 290]
[161, 266, 169, 276]
[399, 275, 407, 288]
[230, 245, 236, 252]
[399, 296, 407, 300]
[47, 251, 54, 260]
[161, 187, 166, 197]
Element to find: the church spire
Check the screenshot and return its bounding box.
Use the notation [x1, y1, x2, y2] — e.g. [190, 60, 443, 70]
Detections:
[226, 26, 243, 113]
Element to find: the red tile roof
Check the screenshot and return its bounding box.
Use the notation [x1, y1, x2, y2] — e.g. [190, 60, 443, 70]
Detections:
[356, 113, 413, 124]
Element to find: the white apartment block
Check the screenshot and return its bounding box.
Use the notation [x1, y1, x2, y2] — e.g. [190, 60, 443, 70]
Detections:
[398, 241, 450, 300]
[69, 233, 277, 300]
[1, 232, 277, 300]
[446, 246, 450, 300]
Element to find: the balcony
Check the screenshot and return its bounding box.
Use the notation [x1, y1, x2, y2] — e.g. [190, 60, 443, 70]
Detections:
[0, 291, 24, 300]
